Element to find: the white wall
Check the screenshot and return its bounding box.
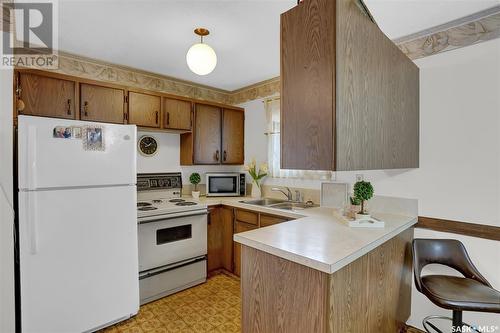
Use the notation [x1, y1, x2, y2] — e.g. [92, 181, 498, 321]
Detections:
[240, 39, 500, 329]
[136, 130, 243, 185]
[0, 66, 15, 333]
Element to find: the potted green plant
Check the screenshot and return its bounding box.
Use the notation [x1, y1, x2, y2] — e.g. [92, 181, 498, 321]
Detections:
[245, 158, 268, 198]
[353, 180, 374, 220]
[189, 172, 201, 199]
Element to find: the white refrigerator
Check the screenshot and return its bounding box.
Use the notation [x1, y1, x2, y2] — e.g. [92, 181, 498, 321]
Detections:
[17, 116, 139, 333]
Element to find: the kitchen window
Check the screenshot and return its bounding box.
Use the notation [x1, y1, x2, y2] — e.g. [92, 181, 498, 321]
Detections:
[265, 97, 334, 180]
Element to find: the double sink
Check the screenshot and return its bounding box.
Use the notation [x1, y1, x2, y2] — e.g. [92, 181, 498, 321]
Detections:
[240, 198, 317, 211]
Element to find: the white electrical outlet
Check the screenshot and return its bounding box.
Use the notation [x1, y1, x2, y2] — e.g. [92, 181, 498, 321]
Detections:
[356, 174, 364, 182]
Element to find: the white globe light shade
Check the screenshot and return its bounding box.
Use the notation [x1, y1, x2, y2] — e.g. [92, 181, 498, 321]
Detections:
[186, 43, 217, 75]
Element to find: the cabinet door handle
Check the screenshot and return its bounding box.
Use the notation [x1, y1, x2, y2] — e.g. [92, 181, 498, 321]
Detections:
[83, 101, 89, 117]
[215, 150, 220, 162]
[66, 99, 71, 115]
[223, 150, 227, 162]
[166, 112, 170, 125]
[155, 111, 159, 124]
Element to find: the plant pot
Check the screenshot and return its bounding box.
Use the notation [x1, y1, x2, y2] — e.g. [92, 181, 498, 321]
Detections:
[191, 191, 200, 199]
[347, 205, 361, 219]
[355, 212, 371, 220]
[251, 182, 261, 198]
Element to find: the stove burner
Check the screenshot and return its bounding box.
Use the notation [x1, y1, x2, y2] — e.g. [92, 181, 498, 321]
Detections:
[169, 198, 185, 203]
[138, 206, 158, 211]
[152, 199, 163, 203]
[137, 202, 152, 207]
[175, 201, 197, 206]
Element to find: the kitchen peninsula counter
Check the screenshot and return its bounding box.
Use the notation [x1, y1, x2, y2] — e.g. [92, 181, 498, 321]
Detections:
[219, 196, 417, 333]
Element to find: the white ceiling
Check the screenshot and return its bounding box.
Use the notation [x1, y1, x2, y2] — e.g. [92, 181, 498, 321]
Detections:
[58, 0, 500, 91]
[364, 0, 500, 40]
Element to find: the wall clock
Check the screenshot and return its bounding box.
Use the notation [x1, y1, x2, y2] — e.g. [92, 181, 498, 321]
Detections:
[138, 135, 158, 156]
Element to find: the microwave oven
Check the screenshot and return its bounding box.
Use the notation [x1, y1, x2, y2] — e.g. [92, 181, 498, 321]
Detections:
[206, 173, 246, 197]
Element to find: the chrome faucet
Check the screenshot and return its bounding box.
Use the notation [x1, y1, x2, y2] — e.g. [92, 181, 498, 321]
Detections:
[271, 187, 293, 201]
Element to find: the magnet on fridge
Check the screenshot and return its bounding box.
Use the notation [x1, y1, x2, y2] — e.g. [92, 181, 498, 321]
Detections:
[53, 126, 72, 139]
[72, 126, 82, 139]
[83, 126, 105, 151]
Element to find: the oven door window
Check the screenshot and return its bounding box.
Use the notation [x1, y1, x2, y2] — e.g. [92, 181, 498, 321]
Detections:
[208, 176, 237, 194]
[156, 224, 192, 245]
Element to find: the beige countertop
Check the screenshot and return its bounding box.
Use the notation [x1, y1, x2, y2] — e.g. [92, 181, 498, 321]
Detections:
[186, 195, 417, 274]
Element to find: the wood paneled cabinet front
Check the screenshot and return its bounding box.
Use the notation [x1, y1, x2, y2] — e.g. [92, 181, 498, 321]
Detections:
[162, 97, 192, 130]
[280, 0, 419, 171]
[222, 109, 245, 164]
[232, 209, 291, 277]
[233, 221, 258, 277]
[80, 83, 125, 123]
[207, 206, 234, 274]
[16, 72, 76, 119]
[193, 103, 222, 164]
[128, 91, 161, 128]
[181, 103, 245, 165]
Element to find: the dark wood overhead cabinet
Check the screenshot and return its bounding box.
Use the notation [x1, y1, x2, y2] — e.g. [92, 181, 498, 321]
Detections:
[162, 97, 192, 130]
[17, 72, 76, 119]
[281, 0, 419, 171]
[181, 103, 244, 165]
[80, 83, 125, 123]
[128, 91, 161, 128]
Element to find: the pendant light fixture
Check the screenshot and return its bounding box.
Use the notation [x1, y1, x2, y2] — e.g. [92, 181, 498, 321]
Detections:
[186, 28, 217, 76]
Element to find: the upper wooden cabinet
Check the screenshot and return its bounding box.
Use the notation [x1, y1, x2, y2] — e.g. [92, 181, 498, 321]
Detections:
[222, 109, 245, 164]
[128, 91, 161, 128]
[193, 103, 222, 164]
[181, 103, 245, 165]
[80, 83, 125, 123]
[17, 72, 76, 119]
[13, 70, 244, 139]
[162, 97, 192, 130]
[280, 0, 419, 171]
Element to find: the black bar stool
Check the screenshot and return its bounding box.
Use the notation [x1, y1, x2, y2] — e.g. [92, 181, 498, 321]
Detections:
[412, 239, 500, 333]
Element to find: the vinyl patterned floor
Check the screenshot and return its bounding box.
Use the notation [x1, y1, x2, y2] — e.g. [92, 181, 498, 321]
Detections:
[101, 273, 241, 333]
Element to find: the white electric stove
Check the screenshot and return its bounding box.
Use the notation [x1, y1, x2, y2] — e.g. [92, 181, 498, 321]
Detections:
[136, 173, 207, 305]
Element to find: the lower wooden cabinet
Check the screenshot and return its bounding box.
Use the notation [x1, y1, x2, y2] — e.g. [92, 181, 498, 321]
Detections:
[260, 214, 288, 227]
[207, 206, 293, 277]
[207, 206, 234, 274]
[233, 221, 258, 277]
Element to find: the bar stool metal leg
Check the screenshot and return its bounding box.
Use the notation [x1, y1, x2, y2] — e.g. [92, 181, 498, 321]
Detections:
[422, 314, 481, 333]
[452, 311, 462, 332]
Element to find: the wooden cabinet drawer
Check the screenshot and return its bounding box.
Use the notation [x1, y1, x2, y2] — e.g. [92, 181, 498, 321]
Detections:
[235, 209, 259, 226]
[260, 214, 288, 227]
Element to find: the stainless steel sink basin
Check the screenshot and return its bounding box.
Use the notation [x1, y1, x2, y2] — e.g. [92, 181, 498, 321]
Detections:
[240, 198, 317, 211]
[268, 202, 317, 210]
[240, 198, 287, 206]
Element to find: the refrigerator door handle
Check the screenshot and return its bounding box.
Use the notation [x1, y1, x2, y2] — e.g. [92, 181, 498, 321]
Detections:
[27, 192, 39, 255]
[27, 125, 38, 190]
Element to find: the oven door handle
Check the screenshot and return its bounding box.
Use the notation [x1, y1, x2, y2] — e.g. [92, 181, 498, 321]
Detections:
[139, 255, 207, 280]
[138, 211, 208, 225]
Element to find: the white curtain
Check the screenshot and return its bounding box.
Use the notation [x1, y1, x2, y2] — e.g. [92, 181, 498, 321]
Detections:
[264, 97, 335, 180]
